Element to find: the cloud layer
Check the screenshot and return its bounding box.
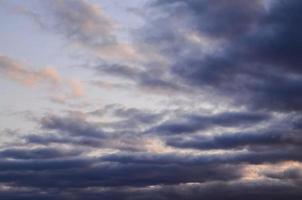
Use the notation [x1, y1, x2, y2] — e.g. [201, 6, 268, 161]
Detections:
[1, 0, 302, 199]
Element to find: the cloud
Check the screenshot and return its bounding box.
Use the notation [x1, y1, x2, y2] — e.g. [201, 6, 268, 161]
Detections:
[41, 114, 105, 138]
[68, 79, 85, 97]
[101, 149, 302, 165]
[16, 0, 142, 62]
[0, 145, 300, 197]
[1, 0, 302, 199]
[2, 106, 302, 199]
[0, 55, 60, 86]
[0, 147, 79, 159]
[0, 54, 85, 102]
[46, 0, 115, 47]
[143, 0, 302, 111]
[93, 63, 185, 95]
[153, 0, 265, 39]
[0, 181, 301, 200]
[166, 130, 302, 150]
[148, 111, 270, 134]
[26, 109, 163, 151]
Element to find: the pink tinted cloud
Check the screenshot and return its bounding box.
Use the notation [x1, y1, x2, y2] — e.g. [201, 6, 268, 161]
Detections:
[0, 55, 85, 103]
[0, 55, 61, 87]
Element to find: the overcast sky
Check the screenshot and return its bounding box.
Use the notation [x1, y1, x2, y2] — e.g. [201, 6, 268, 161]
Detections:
[0, 0, 302, 199]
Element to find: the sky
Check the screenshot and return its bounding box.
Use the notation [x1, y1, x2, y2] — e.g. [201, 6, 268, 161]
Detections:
[0, 0, 302, 199]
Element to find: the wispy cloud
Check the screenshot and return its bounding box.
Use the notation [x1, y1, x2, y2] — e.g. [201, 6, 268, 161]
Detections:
[0, 55, 85, 102]
[0, 55, 60, 86]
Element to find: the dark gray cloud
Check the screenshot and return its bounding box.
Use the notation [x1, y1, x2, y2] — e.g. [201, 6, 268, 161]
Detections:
[149, 111, 270, 134]
[93, 63, 185, 94]
[12, 107, 300, 199]
[41, 114, 105, 138]
[0, 153, 240, 188]
[102, 149, 302, 165]
[166, 130, 302, 150]
[27, 111, 159, 151]
[264, 167, 302, 181]
[146, 0, 302, 112]
[91, 105, 164, 129]
[153, 0, 265, 39]
[26, 133, 104, 147]
[23, 114, 109, 148]
[0, 147, 79, 159]
[1, 137, 302, 199]
[1, 181, 302, 200]
[1, 150, 301, 199]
